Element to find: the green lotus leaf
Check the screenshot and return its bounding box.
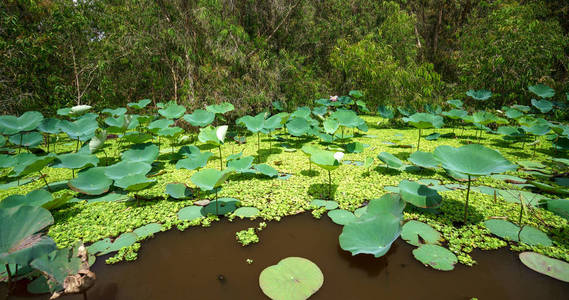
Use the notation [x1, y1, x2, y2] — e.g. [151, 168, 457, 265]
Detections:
[403, 113, 443, 129]
[51, 152, 99, 169]
[519, 252, 569, 283]
[498, 126, 524, 137]
[528, 84, 555, 99]
[58, 117, 98, 141]
[237, 113, 266, 133]
[345, 142, 364, 153]
[543, 199, 569, 220]
[0, 135, 4, 147]
[301, 145, 319, 158]
[433, 144, 516, 176]
[377, 105, 395, 119]
[158, 102, 186, 119]
[227, 156, 254, 172]
[362, 157, 374, 169]
[177, 206, 205, 221]
[121, 143, 159, 164]
[148, 119, 174, 133]
[339, 194, 404, 257]
[290, 107, 311, 119]
[259, 257, 323, 300]
[264, 113, 288, 131]
[377, 152, 406, 171]
[323, 118, 339, 135]
[0, 111, 44, 135]
[254, 164, 278, 177]
[183, 109, 215, 127]
[409, 151, 439, 169]
[102, 107, 127, 116]
[89, 232, 137, 256]
[401, 220, 441, 246]
[522, 124, 550, 136]
[531, 99, 553, 113]
[442, 109, 467, 120]
[9, 153, 56, 178]
[203, 197, 239, 215]
[505, 108, 524, 119]
[190, 168, 235, 191]
[157, 126, 183, 138]
[310, 199, 338, 210]
[234, 207, 260, 218]
[123, 132, 153, 144]
[0, 206, 56, 265]
[176, 151, 213, 170]
[286, 117, 310, 137]
[466, 89, 492, 101]
[484, 219, 551, 246]
[27, 276, 50, 294]
[0, 189, 53, 209]
[206, 102, 234, 114]
[30, 245, 84, 293]
[327, 209, 357, 225]
[114, 174, 154, 191]
[127, 99, 151, 109]
[398, 180, 442, 209]
[446, 99, 463, 108]
[397, 106, 415, 117]
[133, 223, 162, 239]
[331, 109, 360, 128]
[412, 244, 457, 271]
[312, 106, 327, 117]
[89, 129, 107, 153]
[310, 150, 342, 171]
[198, 125, 227, 145]
[38, 118, 61, 134]
[105, 161, 151, 180]
[165, 183, 192, 199]
[425, 132, 440, 141]
[9, 131, 43, 148]
[68, 167, 113, 195]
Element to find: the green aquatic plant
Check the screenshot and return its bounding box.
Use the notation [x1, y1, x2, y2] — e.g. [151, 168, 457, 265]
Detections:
[190, 168, 235, 215]
[402, 113, 443, 150]
[235, 228, 259, 246]
[183, 109, 215, 127]
[310, 150, 344, 199]
[398, 180, 442, 210]
[519, 252, 569, 283]
[259, 257, 323, 300]
[198, 125, 228, 170]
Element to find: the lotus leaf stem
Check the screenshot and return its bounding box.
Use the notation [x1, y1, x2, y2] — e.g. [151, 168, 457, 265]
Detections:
[215, 189, 219, 215]
[5, 264, 12, 294]
[328, 170, 332, 199]
[464, 175, 471, 224]
[18, 133, 23, 154]
[218, 145, 223, 171]
[39, 171, 52, 192]
[417, 128, 421, 151]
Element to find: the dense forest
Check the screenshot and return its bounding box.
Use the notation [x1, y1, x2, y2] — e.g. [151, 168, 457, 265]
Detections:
[1, 0, 568, 115]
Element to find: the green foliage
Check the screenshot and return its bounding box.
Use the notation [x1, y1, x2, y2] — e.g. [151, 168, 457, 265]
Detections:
[259, 257, 324, 300]
[235, 227, 259, 246]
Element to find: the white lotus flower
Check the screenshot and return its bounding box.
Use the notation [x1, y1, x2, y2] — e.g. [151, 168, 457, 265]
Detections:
[333, 152, 344, 162]
[216, 125, 228, 142]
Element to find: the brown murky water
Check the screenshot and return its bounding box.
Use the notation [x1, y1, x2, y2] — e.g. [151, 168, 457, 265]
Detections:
[3, 214, 569, 300]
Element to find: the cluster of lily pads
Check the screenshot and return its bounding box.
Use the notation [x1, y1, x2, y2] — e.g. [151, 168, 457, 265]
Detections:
[1, 85, 569, 298]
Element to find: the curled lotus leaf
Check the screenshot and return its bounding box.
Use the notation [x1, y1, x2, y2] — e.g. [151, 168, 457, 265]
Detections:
[446, 99, 463, 108]
[183, 109, 215, 127]
[403, 113, 443, 129]
[331, 109, 360, 128]
[127, 99, 151, 109]
[0, 111, 44, 135]
[345, 142, 364, 153]
[398, 180, 442, 209]
[165, 183, 192, 199]
[377, 105, 395, 119]
[259, 257, 324, 300]
[377, 152, 406, 171]
[227, 156, 254, 172]
[148, 119, 174, 132]
[102, 107, 127, 116]
[0, 189, 52, 209]
[310, 199, 338, 210]
[466, 89, 492, 101]
[176, 151, 213, 171]
[323, 118, 339, 135]
[519, 252, 569, 282]
[10, 153, 56, 178]
[433, 144, 516, 176]
[58, 118, 98, 141]
[505, 108, 524, 119]
[528, 84, 555, 99]
[190, 168, 235, 191]
[310, 150, 342, 171]
[412, 244, 457, 271]
[442, 109, 467, 120]
[30, 245, 85, 293]
[531, 99, 553, 113]
[237, 113, 265, 133]
[38, 118, 61, 135]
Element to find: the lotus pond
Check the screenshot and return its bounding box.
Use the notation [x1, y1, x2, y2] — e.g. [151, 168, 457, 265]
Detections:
[1, 90, 569, 299]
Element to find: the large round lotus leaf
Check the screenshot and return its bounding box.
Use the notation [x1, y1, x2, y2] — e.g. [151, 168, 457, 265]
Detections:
[544, 199, 569, 220]
[191, 168, 234, 191]
[522, 124, 550, 136]
[505, 108, 524, 119]
[312, 106, 327, 117]
[203, 197, 239, 215]
[264, 113, 287, 131]
[157, 126, 183, 138]
[148, 119, 174, 132]
[38, 118, 61, 134]
[176, 152, 213, 171]
[114, 174, 154, 191]
[401, 220, 441, 246]
[377, 105, 395, 119]
[254, 164, 278, 177]
[446, 99, 463, 108]
[10, 153, 56, 178]
[412, 244, 457, 271]
[183, 109, 215, 127]
[121, 143, 159, 164]
[58, 118, 98, 141]
[519, 252, 569, 282]
[433, 144, 516, 176]
[286, 117, 310, 137]
[127, 99, 151, 109]
[301, 145, 319, 157]
[165, 183, 192, 199]
[339, 194, 404, 257]
[442, 109, 467, 120]
[104, 161, 151, 180]
[398, 180, 442, 209]
[0, 206, 56, 265]
[0, 189, 52, 209]
[323, 118, 339, 134]
[206, 102, 234, 114]
[133, 223, 162, 239]
[8, 132, 43, 148]
[377, 152, 406, 171]
[331, 109, 359, 128]
[234, 207, 260, 218]
[68, 167, 113, 195]
[498, 189, 545, 207]
[123, 132, 152, 144]
[466, 89, 492, 100]
[290, 107, 311, 119]
[310, 199, 338, 210]
[102, 107, 127, 116]
[51, 152, 99, 169]
[327, 209, 357, 225]
[484, 219, 520, 241]
[259, 257, 324, 300]
[403, 113, 444, 129]
[226, 157, 254, 173]
[158, 102, 186, 119]
[497, 126, 524, 136]
[0, 111, 44, 135]
[531, 99, 553, 113]
[310, 150, 341, 171]
[528, 84, 555, 99]
[519, 226, 552, 246]
[237, 113, 265, 133]
[178, 206, 205, 221]
[409, 151, 439, 169]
